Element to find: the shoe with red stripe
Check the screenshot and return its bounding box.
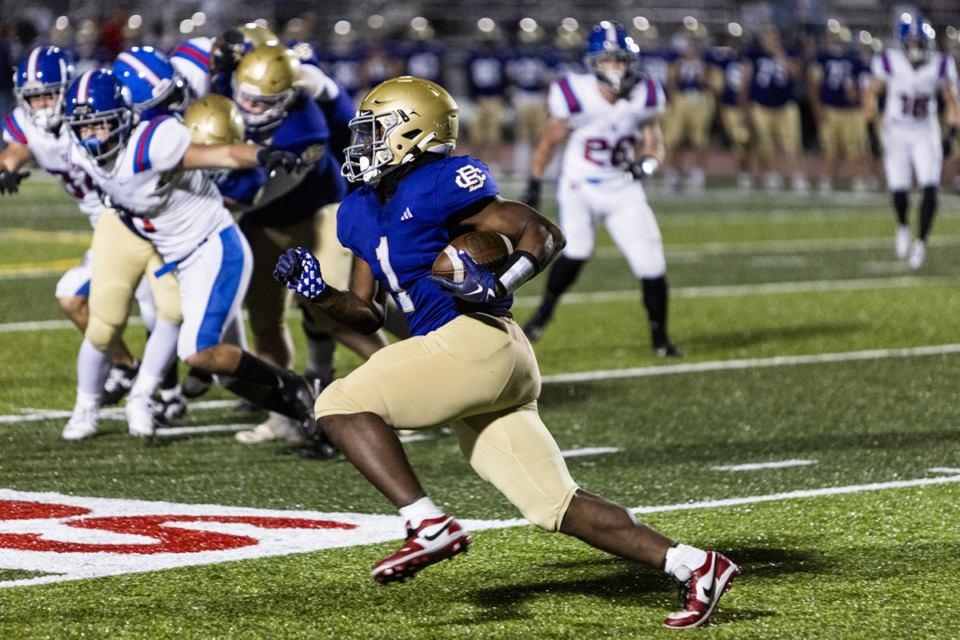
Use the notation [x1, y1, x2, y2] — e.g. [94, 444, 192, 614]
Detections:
[664, 551, 739, 629]
[372, 515, 471, 584]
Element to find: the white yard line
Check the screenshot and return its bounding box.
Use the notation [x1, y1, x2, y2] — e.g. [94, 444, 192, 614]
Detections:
[712, 459, 817, 471]
[540, 344, 960, 384]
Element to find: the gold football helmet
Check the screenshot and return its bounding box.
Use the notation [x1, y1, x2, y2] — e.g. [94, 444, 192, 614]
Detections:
[341, 76, 458, 184]
[237, 23, 278, 47]
[183, 94, 245, 145]
[233, 42, 301, 133]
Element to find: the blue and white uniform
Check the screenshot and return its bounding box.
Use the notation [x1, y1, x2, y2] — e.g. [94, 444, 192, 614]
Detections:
[547, 72, 668, 278]
[70, 112, 252, 359]
[872, 47, 958, 189]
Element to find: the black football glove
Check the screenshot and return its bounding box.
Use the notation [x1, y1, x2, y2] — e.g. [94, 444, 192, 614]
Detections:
[521, 177, 541, 210]
[624, 157, 660, 181]
[0, 169, 29, 194]
[210, 28, 245, 76]
[256, 146, 300, 176]
[866, 121, 882, 159]
[943, 125, 958, 157]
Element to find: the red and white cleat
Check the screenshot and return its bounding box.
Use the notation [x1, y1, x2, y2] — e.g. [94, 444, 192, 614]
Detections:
[372, 515, 471, 584]
[664, 551, 739, 629]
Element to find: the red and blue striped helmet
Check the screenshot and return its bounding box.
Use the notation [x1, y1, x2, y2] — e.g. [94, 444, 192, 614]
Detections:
[14, 46, 74, 130]
[65, 70, 134, 163]
[113, 47, 191, 121]
[897, 12, 935, 65]
[585, 21, 642, 94]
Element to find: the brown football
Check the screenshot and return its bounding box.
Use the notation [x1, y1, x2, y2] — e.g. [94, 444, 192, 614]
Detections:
[431, 231, 514, 283]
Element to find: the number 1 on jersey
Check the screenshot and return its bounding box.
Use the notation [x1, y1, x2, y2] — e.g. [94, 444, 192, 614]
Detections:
[376, 236, 415, 313]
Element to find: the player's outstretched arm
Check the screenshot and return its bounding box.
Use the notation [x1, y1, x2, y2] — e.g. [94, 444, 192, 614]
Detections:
[180, 143, 299, 174]
[0, 142, 34, 194]
[274, 249, 386, 334]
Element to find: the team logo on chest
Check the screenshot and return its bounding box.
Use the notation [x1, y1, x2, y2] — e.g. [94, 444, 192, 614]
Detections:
[455, 165, 487, 192]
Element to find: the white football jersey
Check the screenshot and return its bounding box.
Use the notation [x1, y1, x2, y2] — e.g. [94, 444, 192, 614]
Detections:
[71, 115, 234, 263]
[872, 48, 958, 129]
[2, 107, 102, 224]
[548, 73, 666, 180]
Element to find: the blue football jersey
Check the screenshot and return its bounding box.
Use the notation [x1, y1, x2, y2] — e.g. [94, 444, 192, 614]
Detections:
[337, 155, 512, 336]
[746, 45, 799, 107]
[241, 96, 347, 227]
[816, 49, 865, 109]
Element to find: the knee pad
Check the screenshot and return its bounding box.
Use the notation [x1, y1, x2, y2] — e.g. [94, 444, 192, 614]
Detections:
[85, 312, 124, 352]
[314, 379, 367, 419]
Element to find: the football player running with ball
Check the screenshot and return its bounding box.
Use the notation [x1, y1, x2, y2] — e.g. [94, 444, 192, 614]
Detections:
[862, 13, 960, 269]
[274, 76, 738, 629]
[520, 21, 680, 357]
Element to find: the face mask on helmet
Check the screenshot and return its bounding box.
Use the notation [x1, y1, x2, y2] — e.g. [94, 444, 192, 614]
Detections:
[233, 42, 300, 135]
[585, 22, 641, 95]
[65, 71, 134, 164]
[14, 47, 74, 131]
[898, 14, 935, 66]
[340, 77, 459, 185]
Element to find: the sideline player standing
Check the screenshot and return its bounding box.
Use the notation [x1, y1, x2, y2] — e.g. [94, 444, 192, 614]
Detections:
[275, 75, 737, 629]
[863, 13, 959, 269]
[520, 21, 680, 357]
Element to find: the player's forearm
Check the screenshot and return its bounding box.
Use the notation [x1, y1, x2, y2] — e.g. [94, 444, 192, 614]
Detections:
[0, 143, 33, 172]
[310, 287, 385, 335]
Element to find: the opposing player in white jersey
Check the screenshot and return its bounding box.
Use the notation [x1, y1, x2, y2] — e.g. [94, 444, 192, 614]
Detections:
[0, 46, 168, 413]
[863, 13, 960, 269]
[61, 69, 325, 446]
[521, 21, 680, 357]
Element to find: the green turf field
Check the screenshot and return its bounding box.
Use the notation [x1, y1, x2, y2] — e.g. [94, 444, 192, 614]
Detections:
[2, 177, 960, 638]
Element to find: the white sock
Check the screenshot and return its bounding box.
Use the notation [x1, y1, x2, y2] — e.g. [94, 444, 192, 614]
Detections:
[399, 496, 444, 529]
[129, 371, 162, 401]
[76, 389, 100, 412]
[160, 386, 183, 402]
[663, 543, 708, 582]
[78, 339, 110, 395]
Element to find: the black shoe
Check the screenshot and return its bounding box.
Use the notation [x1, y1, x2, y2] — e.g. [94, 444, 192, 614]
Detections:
[653, 342, 683, 358]
[278, 371, 321, 441]
[523, 310, 549, 343]
[181, 368, 214, 398]
[299, 429, 339, 461]
[101, 360, 140, 406]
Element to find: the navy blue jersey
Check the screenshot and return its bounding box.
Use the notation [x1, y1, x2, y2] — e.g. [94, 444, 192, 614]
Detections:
[746, 45, 800, 107]
[815, 49, 865, 109]
[705, 46, 743, 106]
[241, 95, 347, 227]
[466, 47, 508, 99]
[337, 155, 511, 336]
[215, 168, 265, 205]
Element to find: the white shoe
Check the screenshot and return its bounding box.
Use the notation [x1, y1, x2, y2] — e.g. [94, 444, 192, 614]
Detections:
[792, 173, 810, 193]
[818, 178, 832, 196]
[908, 239, 926, 269]
[235, 413, 305, 444]
[685, 168, 706, 192]
[736, 172, 753, 190]
[63, 405, 98, 440]
[126, 393, 156, 437]
[763, 172, 783, 192]
[895, 225, 910, 259]
[851, 178, 868, 194]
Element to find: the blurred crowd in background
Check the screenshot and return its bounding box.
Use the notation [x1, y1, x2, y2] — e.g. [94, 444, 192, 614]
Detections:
[2, 1, 960, 191]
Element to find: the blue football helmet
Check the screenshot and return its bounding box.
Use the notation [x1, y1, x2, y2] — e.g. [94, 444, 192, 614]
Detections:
[897, 13, 935, 66]
[112, 47, 191, 121]
[64, 70, 134, 163]
[14, 46, 74, 131]
[585, 21, 642, 95]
